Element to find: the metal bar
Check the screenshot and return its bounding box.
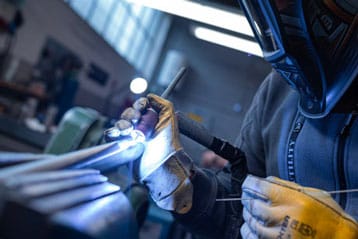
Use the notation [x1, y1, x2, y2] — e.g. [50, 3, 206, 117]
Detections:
[0, 142, 143, 182]
[161, 67, 187, 99]
[215, 188, 358, 202]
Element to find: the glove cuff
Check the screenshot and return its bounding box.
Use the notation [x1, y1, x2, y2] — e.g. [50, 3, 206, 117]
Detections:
[138, 123, 181, 180]
[141, 150, 194, 214]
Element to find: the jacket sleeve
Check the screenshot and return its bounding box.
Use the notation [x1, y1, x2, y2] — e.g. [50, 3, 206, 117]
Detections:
[173, 165, 245, 239]
[236, 71, 276, 177]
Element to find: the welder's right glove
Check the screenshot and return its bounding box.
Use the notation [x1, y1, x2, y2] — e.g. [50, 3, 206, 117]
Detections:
[240, 175, 358, 239]
[116, 94, 194, 214]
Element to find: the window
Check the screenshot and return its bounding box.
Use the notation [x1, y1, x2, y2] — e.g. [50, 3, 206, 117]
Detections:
[68, 0, 94, 18]
[89, 0, 115, 33]
[65, 0, 171, 79]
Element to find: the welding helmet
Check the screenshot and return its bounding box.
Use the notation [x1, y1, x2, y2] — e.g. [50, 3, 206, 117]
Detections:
[238, 0, 358, 118]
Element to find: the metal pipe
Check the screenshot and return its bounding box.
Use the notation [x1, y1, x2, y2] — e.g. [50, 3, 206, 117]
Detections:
[161, 67, 187, 99]
[0, 142, 144, 182]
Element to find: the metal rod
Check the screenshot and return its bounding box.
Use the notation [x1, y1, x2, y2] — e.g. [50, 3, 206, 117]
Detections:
[215, 188, 358, 202]
[327, 188, 358, 194]
[216, 198, 248, 202]
[161, 67, 187, 99]
[0, 141, 143, 182]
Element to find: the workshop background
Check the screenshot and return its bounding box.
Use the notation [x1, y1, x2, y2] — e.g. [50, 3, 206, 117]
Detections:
[0, 0, 271, 238]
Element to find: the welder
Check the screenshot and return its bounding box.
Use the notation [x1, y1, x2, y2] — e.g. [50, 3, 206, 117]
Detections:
[107, 0, 358, 238]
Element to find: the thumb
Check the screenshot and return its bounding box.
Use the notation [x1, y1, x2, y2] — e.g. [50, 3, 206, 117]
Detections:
[266, 176, 344, 212]
[266, 176, 302, 189]
[147, 94, 173, 113]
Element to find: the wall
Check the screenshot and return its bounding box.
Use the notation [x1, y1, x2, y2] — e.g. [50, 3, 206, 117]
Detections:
[153, 18, 272, 160]
[8, 1, 272, 160]
[11, 0, 137, 116]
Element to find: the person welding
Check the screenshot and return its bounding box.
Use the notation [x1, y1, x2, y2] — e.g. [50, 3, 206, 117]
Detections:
[106, 0, 358, 238]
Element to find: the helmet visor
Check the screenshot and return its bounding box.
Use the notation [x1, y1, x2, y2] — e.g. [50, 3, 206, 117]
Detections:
[240, 0, 283, 59]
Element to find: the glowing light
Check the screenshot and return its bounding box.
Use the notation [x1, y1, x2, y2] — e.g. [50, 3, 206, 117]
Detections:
[192, 26, 263, 57]
[116, 137, 140, 151]
[130, 77, 148, 94]
[127, 0, 254, 37]
[130, 130, 145, 143]
[106, 127, 121, 138]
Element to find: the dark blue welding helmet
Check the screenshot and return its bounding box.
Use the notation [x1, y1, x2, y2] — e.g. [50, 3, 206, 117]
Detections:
[238, 0, 358, 118]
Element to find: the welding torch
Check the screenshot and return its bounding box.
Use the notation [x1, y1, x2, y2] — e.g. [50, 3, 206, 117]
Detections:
[0, 67, 243, 181]
[105, 67, 244, 163]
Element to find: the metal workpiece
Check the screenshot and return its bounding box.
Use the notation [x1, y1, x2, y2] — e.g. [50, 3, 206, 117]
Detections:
[30, 183, 120, 213]
[3, 169, 101, 189]
[0, 153, 54, 168]
[70, 140, 144, 171]
[0, 141, 145, 182]
[0, 169, 138, 239]
[16, 174, 108, 199]
[49, 192, 138, 239]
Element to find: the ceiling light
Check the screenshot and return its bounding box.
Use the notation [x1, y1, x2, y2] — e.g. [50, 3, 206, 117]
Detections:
[192, 26, 263, 57]
[130, 77, 148, 94]
[127, 0, 254, 37]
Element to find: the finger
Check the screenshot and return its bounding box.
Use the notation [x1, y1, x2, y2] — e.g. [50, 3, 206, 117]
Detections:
[133, 97, 149, 113]
[242, 175, 298, 203]
[267, 176, 332, 199]
[241, 192, 281, 226]
[242, 175, 271, 201]
[115, 119, 133, 136]
[103, 127, 121, 142]
[266, 176, 340, 211]
[266, 176, 301, 189]
[147, 94, 173, 113]
[243, 207, 279, 238]
[121, 107, 141, 124]
[147, 94, 177, 132]
[240, 223, 258, 239]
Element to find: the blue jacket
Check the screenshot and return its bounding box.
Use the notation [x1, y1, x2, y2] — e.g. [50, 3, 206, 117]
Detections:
[174, 71, 358, 238]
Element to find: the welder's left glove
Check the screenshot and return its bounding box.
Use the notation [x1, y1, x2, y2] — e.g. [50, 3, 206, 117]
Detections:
[240, 175, 358, 239]
[138, 94, 194, 214]
[113, 94, 194, 214]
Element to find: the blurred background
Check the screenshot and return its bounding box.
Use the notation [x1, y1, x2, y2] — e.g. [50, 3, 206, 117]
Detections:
[0, 0, 271, 238]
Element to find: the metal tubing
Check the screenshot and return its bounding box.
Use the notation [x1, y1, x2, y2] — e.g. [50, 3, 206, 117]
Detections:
[161, 67, 187, 99]
[0, 142, 144, 182]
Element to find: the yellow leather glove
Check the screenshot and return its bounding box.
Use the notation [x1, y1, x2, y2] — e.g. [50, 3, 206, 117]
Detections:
[241, 175, 358, 239]
[115, 94, 194, 214]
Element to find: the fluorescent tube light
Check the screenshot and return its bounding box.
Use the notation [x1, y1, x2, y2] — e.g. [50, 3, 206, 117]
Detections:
[192, 26, 263, 57]
[127, 0, 254, 37]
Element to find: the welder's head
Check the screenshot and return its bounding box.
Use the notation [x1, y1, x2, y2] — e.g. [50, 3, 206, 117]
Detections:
[238, 0, 357, 118]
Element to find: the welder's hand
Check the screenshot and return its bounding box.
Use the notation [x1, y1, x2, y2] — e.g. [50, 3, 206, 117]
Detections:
[110, 94, 194, 214]
[140, 94, 194, 214]
[240, 175, 358, 239]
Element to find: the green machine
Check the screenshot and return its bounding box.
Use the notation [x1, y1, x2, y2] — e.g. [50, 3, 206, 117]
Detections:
[44, 107, 107, 155]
